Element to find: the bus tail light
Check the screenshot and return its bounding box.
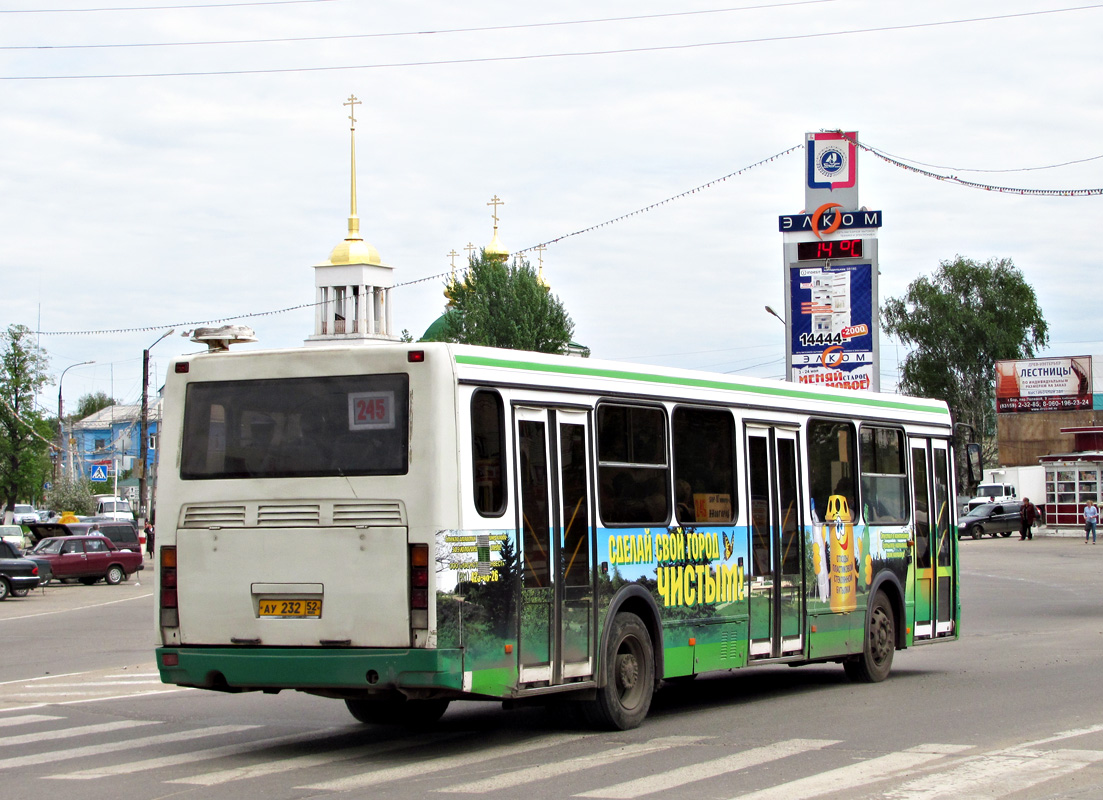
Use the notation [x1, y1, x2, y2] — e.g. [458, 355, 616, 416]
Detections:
[160, 546, 179, 628]
[410, 543, 429, 630]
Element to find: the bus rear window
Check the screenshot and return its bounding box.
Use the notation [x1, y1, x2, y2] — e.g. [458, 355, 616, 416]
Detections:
[180, 374, 409, 479]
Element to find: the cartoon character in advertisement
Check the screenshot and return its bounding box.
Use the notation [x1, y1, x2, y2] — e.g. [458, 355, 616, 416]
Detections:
[825, 495, 856, 612]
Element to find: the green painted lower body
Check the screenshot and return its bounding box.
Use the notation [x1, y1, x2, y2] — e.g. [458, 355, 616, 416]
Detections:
[156, 647, 465, 694]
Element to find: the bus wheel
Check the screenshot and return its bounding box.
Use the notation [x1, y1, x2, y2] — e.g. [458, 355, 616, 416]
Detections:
[585, 612, 654, 730]
[844, 592, 895, 683]
[345, 694, 450, 727]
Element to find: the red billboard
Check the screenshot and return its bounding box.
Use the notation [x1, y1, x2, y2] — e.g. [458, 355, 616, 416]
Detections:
[995, 356, 1092, 413]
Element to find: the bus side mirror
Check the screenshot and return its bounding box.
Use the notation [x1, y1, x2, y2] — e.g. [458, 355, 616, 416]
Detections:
[966, 443, 983, 488]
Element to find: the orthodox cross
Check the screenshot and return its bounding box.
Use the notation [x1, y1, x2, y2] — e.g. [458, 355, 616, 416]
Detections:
[344, 95, 361, 131]
[487, 195, 504, 227]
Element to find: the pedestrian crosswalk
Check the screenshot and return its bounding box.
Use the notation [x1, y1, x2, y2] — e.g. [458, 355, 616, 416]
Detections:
[1, 710, 1102, 799]
[0, 667, 179, 709]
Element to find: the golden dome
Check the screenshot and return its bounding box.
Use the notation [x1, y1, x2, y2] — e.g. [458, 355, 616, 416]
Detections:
[485, 229, 509, 261]
[327, 216, 381, 265]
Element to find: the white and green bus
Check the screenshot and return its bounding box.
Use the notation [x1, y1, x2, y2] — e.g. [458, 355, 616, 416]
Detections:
[155, 342, 959, 730]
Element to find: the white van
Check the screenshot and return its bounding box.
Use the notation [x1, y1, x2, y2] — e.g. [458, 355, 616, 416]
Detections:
[966, 482, 1017, 511]
[94, 496, 134, 521]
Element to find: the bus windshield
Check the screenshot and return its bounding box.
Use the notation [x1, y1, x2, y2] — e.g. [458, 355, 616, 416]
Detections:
[180, 373, 409, 479]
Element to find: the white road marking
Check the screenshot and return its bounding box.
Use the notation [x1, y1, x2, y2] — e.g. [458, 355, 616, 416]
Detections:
[0, 724, 255, 771]
[576, 738, 841, 799]
[54, 726, 355, 779]
[727, 744, 973, 800]
[170, 730, 465, 786]
[24, 679, 165, 688]
[0, 719, 158, 748]
[440, 736, 709, 793]
[300, 733, 589, 792]
[884, 747, 1103, 799]
[0, 714, 61, 727]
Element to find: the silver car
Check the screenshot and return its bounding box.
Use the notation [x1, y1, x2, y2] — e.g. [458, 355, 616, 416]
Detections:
[11, 505, 39, 525]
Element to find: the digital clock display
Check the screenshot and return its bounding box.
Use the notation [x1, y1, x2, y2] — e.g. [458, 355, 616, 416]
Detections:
[796, 239, 864, 261]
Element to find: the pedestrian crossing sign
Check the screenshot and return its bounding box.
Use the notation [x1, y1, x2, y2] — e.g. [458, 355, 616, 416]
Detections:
[91, 464, 108, 482]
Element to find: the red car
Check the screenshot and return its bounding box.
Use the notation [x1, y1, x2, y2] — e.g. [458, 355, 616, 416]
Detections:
[27, 535, 144, 585]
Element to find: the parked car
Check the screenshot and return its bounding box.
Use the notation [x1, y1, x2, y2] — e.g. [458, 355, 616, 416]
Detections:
[0, 524, 29, 550]
[959, 501, 1023, 539]
[11, 504, 39, 525]
[0, 539, 41, 599]
[0, 539, 50, 593]
[27, 520, 142, 553]
[26, 535, 143, 585]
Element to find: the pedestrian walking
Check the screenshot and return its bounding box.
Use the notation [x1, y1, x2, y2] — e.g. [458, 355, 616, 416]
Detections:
[1084, 500, 1098, 544]
[1019, 497, 1038, 540]
[144, 522, 155, 557]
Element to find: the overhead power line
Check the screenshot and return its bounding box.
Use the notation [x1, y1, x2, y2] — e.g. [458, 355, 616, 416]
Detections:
[4, 4, 1102, 80]
[2, 1, 838, 48]
[2, 0, 335, 13]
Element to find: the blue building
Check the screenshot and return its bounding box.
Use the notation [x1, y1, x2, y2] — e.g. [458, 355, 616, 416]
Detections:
[70, 401, 162, 496]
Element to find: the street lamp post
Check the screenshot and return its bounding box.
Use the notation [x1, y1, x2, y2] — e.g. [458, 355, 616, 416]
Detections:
[764, 306, 790, 382]
[139, 330, 174, 530]
[57, 360, 94, 482]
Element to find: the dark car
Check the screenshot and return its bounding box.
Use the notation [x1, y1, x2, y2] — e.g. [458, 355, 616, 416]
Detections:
[27, 520, 142, 553]
[959, 501, 1023, 539]
[0, 539, 41, 599]
[27, 535, 144, 585]
[0, 539, 52, 591]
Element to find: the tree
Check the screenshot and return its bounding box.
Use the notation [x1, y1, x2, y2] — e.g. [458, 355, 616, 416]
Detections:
[0, 325, 52, 514]
[44, 475, 97, 516]
[433, 249, 575, 354]
[881, 257, 1048, 477]
[74, 391, 115, 422]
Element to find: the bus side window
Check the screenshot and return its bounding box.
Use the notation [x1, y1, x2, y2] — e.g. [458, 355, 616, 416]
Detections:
[471, 390, 506, 516]
[859, 426, 909, 524]
[597, 404, 670, 525]
[808, 419, 857, 522]
[672, 407, 736, 525]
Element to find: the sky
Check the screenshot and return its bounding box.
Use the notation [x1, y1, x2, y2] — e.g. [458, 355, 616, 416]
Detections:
[2, 0, 1101, 416]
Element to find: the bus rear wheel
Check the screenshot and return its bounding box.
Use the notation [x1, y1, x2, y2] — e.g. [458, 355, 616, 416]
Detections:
[584, 612, 654, 730]
[345, 694, 450, 727]
[844, 591, 895, 683]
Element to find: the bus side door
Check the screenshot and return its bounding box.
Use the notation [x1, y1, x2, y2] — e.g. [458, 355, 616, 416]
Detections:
[514, 406, 596, 685]
[745, 425, 804, 660]
[910, 437, 956, 639]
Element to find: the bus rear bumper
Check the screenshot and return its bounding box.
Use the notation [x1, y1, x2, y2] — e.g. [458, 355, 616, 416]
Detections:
[156, 646, 465, 694]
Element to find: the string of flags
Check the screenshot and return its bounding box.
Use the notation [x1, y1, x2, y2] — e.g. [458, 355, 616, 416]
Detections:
[35, 137, 1101, 336]
[512, 145, 804, 255]
[36, 301, 320, 336]
[833, 130, 1103, 197]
